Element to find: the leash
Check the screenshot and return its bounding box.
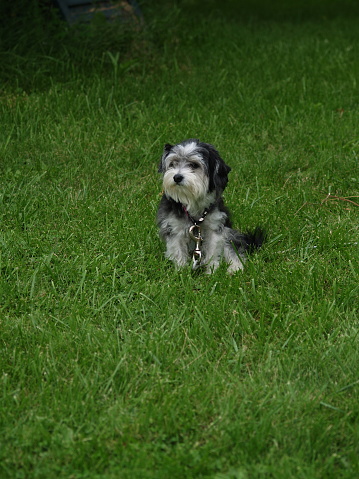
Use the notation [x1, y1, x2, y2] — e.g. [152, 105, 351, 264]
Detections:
[183, 206, 210, 269]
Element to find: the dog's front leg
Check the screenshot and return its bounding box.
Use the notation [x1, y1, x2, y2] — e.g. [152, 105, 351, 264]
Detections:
[202, 230, 224, 273]
[165, 232, 190, 268]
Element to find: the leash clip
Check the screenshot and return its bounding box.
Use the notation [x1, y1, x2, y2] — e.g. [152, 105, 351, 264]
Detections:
[189, 224, 202, 269]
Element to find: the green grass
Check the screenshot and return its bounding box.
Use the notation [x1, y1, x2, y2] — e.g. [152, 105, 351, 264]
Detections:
[1, 1, 359, 477]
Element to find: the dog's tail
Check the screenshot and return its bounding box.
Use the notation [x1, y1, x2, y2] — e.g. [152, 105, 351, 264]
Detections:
[243, 227, 267, 252]
[231, 227, 267, 255]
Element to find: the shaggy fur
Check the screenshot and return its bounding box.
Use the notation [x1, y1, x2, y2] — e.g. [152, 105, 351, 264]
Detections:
[157, 139, 265, 273]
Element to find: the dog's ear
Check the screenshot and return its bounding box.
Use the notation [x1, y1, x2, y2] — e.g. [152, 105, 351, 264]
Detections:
[158, 143, 173, 173]
[205, 144, 231, 193]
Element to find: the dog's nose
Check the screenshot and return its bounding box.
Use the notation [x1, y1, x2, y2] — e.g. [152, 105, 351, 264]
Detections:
[173, 174, 184, 184]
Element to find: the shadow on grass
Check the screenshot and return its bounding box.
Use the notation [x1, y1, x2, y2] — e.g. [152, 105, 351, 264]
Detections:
[2, 0, 359, 93]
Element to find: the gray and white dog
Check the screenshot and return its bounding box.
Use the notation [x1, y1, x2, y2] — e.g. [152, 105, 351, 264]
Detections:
[157, 139, 265, 273]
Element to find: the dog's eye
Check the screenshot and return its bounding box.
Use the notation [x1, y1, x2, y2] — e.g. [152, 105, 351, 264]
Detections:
[169, 161, 178, 168]
[190, 163, 200, 170]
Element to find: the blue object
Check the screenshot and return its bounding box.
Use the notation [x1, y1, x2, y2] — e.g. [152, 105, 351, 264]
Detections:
[54, 0, 142, 24]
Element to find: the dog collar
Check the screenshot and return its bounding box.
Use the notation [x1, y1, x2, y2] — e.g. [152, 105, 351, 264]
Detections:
[182, 203, 215, 226]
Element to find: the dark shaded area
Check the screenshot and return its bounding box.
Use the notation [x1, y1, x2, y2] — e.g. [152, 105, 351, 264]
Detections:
[181, 0, 359, 21]
[1, 0, 359, 93]
[0, 0, 142, 92]
[53, 0, 142, 24]
[2, 0, 359, 32]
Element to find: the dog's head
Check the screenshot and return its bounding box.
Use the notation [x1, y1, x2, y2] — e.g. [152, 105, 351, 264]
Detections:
[158, 139, 231, 208]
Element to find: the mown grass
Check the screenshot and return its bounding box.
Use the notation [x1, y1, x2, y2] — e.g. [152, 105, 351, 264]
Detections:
[1, 1, 359, 478]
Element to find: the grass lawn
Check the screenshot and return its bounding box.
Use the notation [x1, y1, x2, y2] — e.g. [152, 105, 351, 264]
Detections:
[1, 1, 359, 477]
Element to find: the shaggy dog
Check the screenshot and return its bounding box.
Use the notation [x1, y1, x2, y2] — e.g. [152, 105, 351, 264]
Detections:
[157, 139, 265, 273]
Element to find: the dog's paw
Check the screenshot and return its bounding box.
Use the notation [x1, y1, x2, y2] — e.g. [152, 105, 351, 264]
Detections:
[227, 261, 244, 275]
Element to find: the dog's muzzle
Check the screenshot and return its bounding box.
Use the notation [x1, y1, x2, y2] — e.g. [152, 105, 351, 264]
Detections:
[173, 174, 184, 184]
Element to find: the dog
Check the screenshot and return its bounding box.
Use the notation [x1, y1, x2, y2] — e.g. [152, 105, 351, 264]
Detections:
[157, 139, 265, 273]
